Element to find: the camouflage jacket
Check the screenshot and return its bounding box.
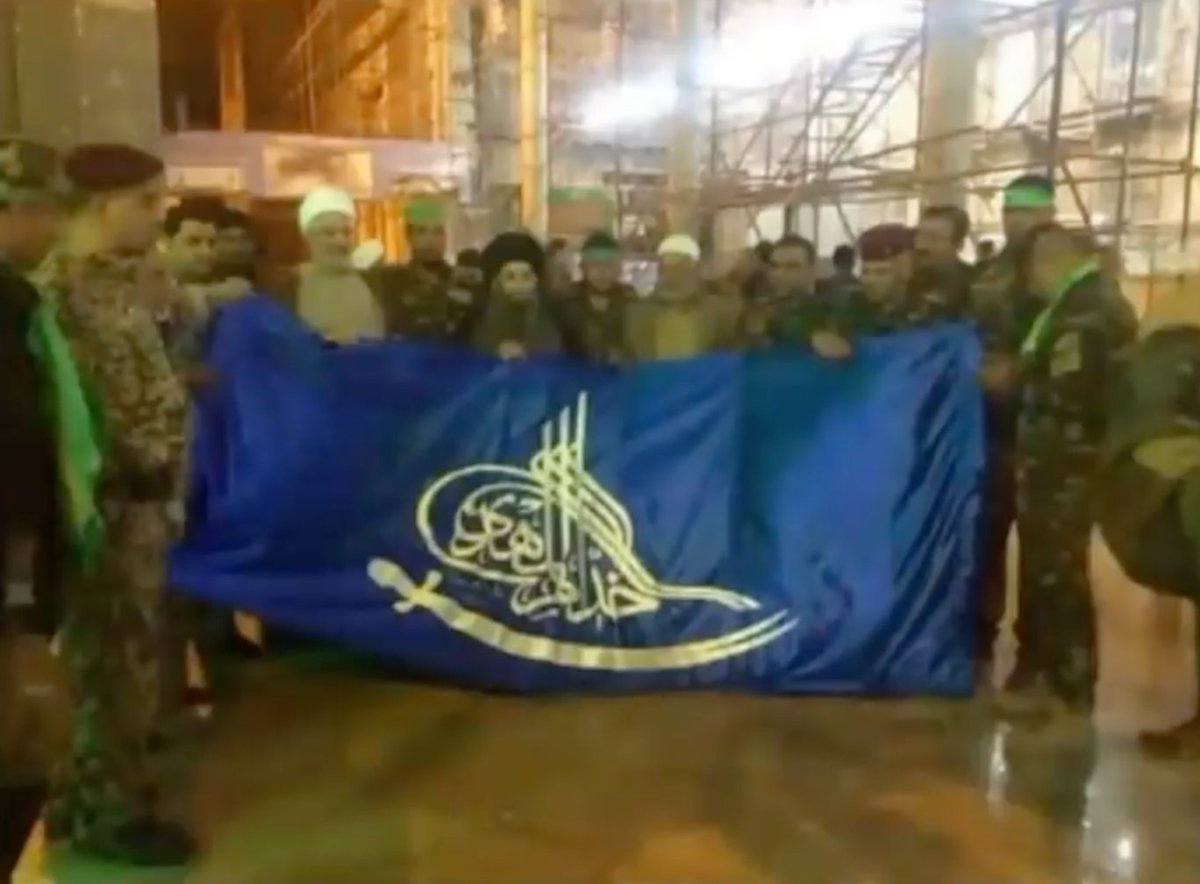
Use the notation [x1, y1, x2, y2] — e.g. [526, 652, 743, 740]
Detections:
[1016, 268, 1137, 494]
[555, 282, 636, 363]
[969, 250, 1043, 359]
[378, 260, 478, 345]
[53, 253, 187, 503]
[1097, 325, 1200, 602]
[742, 288, 837, 351]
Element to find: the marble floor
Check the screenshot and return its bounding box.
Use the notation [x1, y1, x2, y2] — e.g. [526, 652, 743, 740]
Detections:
[18, 656, 1200, 884]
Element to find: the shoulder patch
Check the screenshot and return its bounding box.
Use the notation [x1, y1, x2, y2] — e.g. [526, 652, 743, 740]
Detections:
[1133, 436, 1200, 481]
[1049, 331, 1083, 377]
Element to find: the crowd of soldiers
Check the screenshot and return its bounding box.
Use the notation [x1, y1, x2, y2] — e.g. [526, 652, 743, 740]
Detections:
[2, 128, 1198, 876]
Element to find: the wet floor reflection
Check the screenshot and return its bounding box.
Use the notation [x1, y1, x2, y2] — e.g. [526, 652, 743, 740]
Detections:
[42, 661, 1198, 884]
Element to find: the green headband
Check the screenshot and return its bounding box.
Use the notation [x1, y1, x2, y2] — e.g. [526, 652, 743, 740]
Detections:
[1003, 186, 1055, 209]
[582, 247, 619, 260]
[405, 199, 445, 225]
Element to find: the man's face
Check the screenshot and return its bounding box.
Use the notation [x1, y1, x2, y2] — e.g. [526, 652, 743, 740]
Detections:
[658, 253, 699, 296]
[914, 216, 959, 269]
[861, 255, 908, 303]
[582, 253, 621, 292]
[100, 179, 165, 252]
[496, 261, 538, 302]
[164, 218, 216, 283]
[1002, 205, 1053, 244]
[408, 221, 446, 264]
[770, 244, 814, 295]
[305, 212, 354, 268]
[215, 225, 255, 270]
[0, 200, 64, 268]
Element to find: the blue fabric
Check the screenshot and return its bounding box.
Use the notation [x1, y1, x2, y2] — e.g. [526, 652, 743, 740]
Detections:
[173, 297, 984, 694]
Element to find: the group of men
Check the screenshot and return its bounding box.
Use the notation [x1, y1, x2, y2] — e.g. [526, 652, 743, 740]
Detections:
[1, 124, 1197, 879]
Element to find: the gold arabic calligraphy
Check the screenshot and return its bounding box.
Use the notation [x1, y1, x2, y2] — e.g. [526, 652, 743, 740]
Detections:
[367, 392, 797, 669]
[417, 393, 760, 625]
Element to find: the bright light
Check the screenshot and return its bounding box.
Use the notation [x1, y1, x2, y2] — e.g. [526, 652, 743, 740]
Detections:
[580, 76, 679, 132]
[579, 0, 920, 132]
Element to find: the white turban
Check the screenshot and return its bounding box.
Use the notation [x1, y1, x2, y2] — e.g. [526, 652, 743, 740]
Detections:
[298, 185, 356, 233]
[657, 234, 701, 261]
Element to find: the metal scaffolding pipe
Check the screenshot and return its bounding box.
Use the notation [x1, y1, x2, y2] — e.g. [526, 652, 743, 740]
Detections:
[1181, 0, 1200, 249]
[1044, 0, 1073, 182]
[1113, 0, 1144, 247]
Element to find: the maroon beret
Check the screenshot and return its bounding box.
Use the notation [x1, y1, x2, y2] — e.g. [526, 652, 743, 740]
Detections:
[858, 223, 914, 261]
[63, 143, 164, 195]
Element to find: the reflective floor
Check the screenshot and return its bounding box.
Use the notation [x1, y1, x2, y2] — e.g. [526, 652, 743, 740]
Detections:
[24, 656, 1200, 884]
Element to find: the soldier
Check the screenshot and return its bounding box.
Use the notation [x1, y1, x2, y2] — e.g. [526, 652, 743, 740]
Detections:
[912, 204, 973, 319]
[473, 231, 562, 358]
[0, 138, 72, 882]
[379, 198, 476, 344]
[1003, 222, 1137, 712]
[1097, 323, 1200, 757]
[741, 234, 845, 359]
[972, 175, 1059, 666]
[624, 234, 741, 360]
[835, 223, 917, 336]
[557, 230, 635, 363]
[47, 143, 196, 865]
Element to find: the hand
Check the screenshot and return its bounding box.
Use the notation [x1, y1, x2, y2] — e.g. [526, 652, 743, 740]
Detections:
[980, 357, 1016, 392]
[811, 331, 853, 360]
[184, 364, 218, 390]
[206, 278, 253, 303]
[497, 341, 527, 360]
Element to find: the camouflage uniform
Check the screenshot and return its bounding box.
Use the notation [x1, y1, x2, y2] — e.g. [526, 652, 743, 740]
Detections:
[968, 249, 1043, 659]
[47, 250, 189, 850]
[556, 281, 636, 363]
[1011, 265, 1137, 705]
[379, 259, 479, 345]
[1098, 325, 1200, 749]
[741, 288, 836, 351]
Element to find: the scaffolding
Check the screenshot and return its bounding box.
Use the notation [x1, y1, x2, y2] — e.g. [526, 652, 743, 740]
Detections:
[164, 0, 1200, 275]
[693, 0, 1200, 276]
[527, 0, 1200, 276]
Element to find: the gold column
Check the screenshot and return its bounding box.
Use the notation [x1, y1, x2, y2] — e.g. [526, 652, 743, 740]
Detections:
[218, 0, 247, 131]
[0, 1, 17, 131]
[518, 0, 548, 235]
[426, 0, 449, 141]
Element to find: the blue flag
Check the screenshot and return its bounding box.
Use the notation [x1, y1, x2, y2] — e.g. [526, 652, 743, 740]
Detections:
[172, 298, 983, 694]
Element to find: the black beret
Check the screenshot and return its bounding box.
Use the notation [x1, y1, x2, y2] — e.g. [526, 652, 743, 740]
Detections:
[64, 143, 164, 195]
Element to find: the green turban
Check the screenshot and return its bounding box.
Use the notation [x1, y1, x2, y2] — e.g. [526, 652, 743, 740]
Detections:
[404, 198, 446, 226]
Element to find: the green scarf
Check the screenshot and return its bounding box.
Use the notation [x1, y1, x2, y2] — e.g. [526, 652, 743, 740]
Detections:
[25, 301, 106, 571]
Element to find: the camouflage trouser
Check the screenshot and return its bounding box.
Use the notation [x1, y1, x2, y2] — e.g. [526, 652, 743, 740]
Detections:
[48, 501, 173, 849]
[1014, 479, 1098, 706]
